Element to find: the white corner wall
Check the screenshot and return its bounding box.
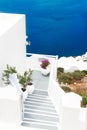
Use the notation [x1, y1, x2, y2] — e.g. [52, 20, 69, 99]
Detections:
[0, 13, 27, 87]
[59, 107, 85, 130]
[0, 13, 27, 75]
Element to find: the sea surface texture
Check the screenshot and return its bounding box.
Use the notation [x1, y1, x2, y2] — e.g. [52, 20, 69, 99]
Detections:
[0, 0, 87, 56]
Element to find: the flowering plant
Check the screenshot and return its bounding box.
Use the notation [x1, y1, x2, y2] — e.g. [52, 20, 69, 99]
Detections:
[40, 59, 50, 69]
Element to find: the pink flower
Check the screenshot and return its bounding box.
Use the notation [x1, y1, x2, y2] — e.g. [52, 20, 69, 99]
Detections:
[40, 59, 50, 69]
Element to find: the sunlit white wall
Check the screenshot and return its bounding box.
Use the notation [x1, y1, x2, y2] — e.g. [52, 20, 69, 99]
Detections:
[0, 13, 27, 86]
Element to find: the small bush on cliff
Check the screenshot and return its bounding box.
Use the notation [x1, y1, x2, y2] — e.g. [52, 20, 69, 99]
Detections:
[72, 70, 85, 82]
[81, 96, 87, 107]
[58, 72, 74, 84]
[57, 68, 86, 84]
[61, 86, 72, 92]
[81, 70, 87, 75]
[57, 67, 64, 73]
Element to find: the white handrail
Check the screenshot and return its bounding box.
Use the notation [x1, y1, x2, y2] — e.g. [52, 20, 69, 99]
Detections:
[48, 56, 65, 114]
[26, 52, 58, 59]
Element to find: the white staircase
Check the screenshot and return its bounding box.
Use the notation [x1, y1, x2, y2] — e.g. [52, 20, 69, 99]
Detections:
[21, 89, 59, 130]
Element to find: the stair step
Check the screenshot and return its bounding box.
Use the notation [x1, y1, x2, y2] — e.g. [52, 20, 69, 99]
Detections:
[24, 113, 58, 122]
[24, 104, 56, 113]
[32, 90, 48, 96]
[23, 87, 59, 129]
[24, 109, 58, 117]
[28, 93, 49, 98]
[27, 94, 50, 100]
[24, 101, 55, 108]
[25, 98, 52, 104]
[21, 122, 58, 130]
[23, 118, 58, 126]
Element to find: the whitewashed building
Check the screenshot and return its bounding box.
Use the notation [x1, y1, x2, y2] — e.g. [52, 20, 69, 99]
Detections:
[0, 13, 86, 130]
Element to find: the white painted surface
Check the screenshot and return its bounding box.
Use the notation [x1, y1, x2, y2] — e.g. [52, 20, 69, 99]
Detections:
[48, 56, 86, 130]
[0, 122, 42, 130]
[85, 107, 87, 130]
[79, 108, 86, 123]
[48, 58, 65, 114]
[9, 73, 22, 94]
[59, 107, 85, 130]
[26, 54, 53, 71]
[59, 92, 85, 130]
[0, 85, 20, 100]
[58, 56, 87, 72]
[0, 13, 24, 36]
[48, 78, 65, 114]
[0, 85, 22, 124]
[0, 13, 26, 125]
[62, 92, 82, 107]
[26, 84, 35, 94]
[0, 13, 27, 84]
[0, 12, 86, 129]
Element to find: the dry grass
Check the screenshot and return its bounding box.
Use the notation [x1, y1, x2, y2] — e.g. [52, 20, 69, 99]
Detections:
[68, 77, 87, 96]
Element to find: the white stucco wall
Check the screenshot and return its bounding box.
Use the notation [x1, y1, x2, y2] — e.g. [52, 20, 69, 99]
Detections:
[48, 58, 65, 114]
[59, 106, 85, 130]
[0, 13, 27, 86]
[0, 85, 22, 124]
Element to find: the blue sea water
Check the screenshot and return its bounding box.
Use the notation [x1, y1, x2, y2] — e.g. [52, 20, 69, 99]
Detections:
[0, 0, 87, 57]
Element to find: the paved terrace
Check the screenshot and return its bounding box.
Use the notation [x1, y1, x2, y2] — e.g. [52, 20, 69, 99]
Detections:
[31, 70, 49, 91]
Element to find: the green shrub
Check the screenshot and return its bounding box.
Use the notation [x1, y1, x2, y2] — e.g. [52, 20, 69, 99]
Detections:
[57, 69, 86, 84]
[81, 96, 87, 107]
[81, 70, 87, 75]
[72, 70, 85, 82]
[57, 68, 87, 107]
[2, 64, 17, 84]
[57, 67, 64, 77]
[61, 86, 72, 93]
[57, 67, 64, 73]
[18, 69, 33, 89]
[58, 72, 74, 84]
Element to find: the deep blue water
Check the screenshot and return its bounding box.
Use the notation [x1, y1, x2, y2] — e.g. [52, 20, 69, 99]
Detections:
[0, 0, 87, 57]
